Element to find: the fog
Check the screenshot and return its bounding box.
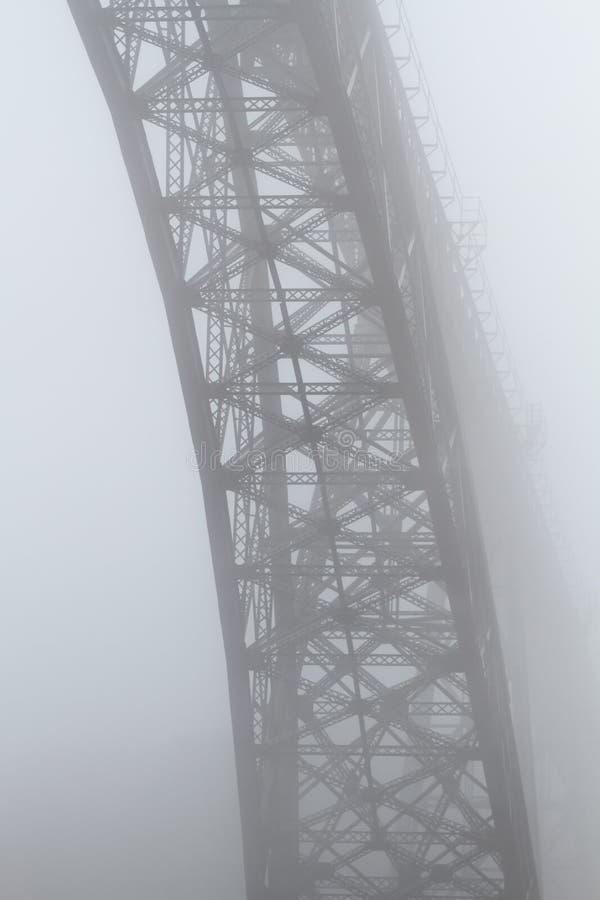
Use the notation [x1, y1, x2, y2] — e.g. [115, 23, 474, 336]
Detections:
[1, 1, 598, 897]
[406, 0, 600, 609]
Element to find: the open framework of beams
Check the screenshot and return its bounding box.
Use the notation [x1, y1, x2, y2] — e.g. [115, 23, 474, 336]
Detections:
[68, 2, 540, 899]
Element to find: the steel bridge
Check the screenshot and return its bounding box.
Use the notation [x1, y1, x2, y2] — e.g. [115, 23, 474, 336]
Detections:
[67, 2, 598, 899]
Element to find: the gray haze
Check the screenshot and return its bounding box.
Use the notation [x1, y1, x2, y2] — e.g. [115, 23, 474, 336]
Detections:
[406, 0, 600, 609]
[0, 1, 598, 897]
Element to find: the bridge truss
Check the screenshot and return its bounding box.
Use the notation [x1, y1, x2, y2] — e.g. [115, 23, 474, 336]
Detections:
[68, 1, 539, 898]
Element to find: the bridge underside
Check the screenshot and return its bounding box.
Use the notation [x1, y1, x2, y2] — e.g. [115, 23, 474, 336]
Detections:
[68, 2, 539, 898]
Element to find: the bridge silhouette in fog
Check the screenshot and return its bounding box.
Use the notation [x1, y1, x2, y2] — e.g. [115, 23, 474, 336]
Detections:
[67, 2, 598, 898]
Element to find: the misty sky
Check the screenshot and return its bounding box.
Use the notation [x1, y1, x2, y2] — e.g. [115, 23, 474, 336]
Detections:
[1, 2, 598, 897]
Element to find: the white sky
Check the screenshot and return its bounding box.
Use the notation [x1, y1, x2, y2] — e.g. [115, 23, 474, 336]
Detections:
[0, 1, 598, 896]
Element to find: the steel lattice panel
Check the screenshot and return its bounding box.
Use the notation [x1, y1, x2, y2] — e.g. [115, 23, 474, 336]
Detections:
[68, 2, 539, 899]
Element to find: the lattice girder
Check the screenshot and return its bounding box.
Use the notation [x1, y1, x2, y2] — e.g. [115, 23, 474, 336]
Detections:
[68, 2, 539, 899]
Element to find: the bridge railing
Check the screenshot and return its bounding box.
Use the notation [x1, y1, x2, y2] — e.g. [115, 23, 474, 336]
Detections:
[376, 0, 528, 435]
[375, 0, 564, 543]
